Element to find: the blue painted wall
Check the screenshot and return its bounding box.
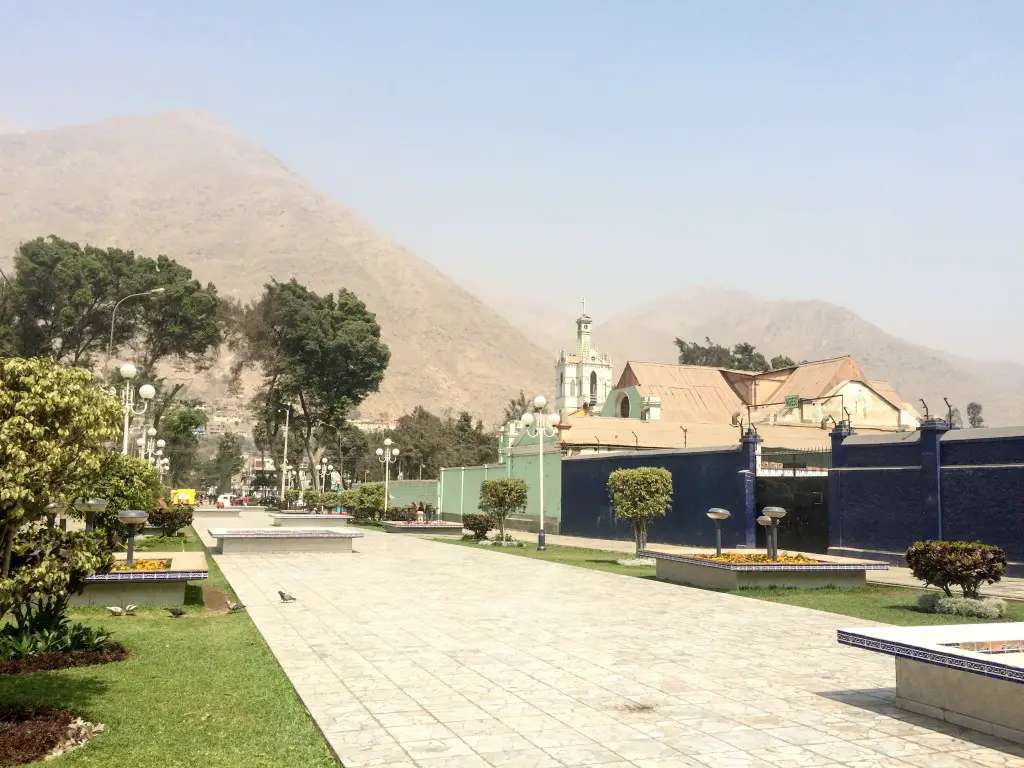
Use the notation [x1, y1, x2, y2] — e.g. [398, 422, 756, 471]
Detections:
[830, 425, 1024, 561]
[560, 443, 755, 548]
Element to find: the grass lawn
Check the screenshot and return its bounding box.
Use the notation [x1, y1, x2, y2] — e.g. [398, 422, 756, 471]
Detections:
[0, 527, 339, 767]
[435, 538, 1024, 627]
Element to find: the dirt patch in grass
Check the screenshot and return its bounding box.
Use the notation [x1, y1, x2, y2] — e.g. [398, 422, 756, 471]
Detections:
[0, 644, 129, 676]
[0, 705, 102, 766]
[202, 586, 230, 614]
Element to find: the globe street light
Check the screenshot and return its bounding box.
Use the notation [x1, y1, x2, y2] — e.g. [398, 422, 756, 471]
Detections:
[117, 509, 149, 568]
[117, 362, 155, 455]
[319, 456, 330, 492]
[376, 438, 399, 517]
[520, 395, 560, 551]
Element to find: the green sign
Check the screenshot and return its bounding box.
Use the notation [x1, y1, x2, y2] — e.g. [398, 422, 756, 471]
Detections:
[784, 395, 800, 409]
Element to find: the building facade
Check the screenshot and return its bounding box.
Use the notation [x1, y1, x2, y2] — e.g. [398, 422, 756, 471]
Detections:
[554, 309, 615, 414]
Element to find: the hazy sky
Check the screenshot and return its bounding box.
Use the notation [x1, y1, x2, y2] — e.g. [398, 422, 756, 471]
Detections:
[1, 1, 1021, 360]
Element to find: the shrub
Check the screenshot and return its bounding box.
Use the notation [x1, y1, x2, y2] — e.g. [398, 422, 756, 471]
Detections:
[0, 620, 113, 660]
[478, 478, 528, 540]
[0, 528, 113, 635]
[382, 506, 413, 522]
[917, 592, 1008, 619]
[354, 484, 386, 520]
[607, 467, 673, 554]
[462, 513, 494, 540]
[906, 540, 1007, 599]
[147, 504, 194, 537]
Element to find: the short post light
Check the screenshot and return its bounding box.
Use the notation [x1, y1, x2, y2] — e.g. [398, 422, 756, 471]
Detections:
[45, 501, 67, 533]
[706, 508, 731, 557]
[117, 509, 149, 568]
[74, 498, 109, 533]
[763, 506, 787, 562]
[757, 515, 773, 559]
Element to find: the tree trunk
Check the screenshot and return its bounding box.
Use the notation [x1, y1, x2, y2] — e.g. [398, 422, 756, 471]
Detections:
[634, 519, 648, 554]
[498, 515, 505, 541]
[1, 524, 13, 579]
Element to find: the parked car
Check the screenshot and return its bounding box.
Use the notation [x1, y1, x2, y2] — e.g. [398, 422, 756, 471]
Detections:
[216, 494, 239, 508]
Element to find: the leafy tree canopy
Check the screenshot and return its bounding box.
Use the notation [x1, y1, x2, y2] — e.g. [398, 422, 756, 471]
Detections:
[966, 401, 985, 428]
[607, 466, 673, 553]
[205, 433, 245, 495]
[478, 478, 528, 540]
[674, 337, 796, 373]
[0, 358, 121, 575]
[502, 391, 530, 424]
[234, 279, 391, 491]
[373, 407, 497, 481]
[160, 401, 209, 487]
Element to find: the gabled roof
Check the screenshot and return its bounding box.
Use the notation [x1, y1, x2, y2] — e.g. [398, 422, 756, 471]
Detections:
[758, 356, 865, 407]
[617, 362, 745, 423]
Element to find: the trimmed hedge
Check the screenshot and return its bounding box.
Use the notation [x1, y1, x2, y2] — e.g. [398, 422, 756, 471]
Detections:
[905, 540, 1006, 599]
[148, 504, 194, 537]
[462, 513, 493, 540]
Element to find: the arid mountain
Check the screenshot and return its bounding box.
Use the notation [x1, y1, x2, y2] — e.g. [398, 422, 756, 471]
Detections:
[590, 288, 1023, 425]
[0, 110, 549, 423]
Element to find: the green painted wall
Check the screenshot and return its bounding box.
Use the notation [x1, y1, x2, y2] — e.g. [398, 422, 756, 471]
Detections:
[600, 386, 641, 418]
[439, 450, 562, 532]
[363, 479, 439, 508]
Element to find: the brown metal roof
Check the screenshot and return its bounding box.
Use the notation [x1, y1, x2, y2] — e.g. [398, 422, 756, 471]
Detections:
[759, 356, 865, 407]
[619, 362, 746, 423]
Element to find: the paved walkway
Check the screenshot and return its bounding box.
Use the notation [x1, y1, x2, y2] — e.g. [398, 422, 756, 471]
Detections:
[208, 514, 1023, 768]
[507, 532, 1024, 602]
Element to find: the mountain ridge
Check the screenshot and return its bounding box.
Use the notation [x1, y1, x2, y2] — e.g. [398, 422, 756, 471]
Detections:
[0, 110, 549, 423]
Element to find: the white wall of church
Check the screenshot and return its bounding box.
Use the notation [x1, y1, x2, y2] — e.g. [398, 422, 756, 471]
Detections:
[772, 381, 918, 431]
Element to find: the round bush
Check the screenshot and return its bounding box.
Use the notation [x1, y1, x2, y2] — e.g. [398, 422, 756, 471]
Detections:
[917, 591, 1008, 619]
[462, 513, 493, 540]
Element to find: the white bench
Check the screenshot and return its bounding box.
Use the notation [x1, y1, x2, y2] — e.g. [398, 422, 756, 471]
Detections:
[208, 527, 364, 554]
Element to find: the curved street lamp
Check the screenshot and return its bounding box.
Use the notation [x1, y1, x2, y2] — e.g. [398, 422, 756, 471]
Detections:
[108, 288, 165, 359]
[520, 395, 560, 551]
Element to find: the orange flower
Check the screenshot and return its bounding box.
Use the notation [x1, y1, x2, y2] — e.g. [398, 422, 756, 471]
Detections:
[111, 558, 172, 572]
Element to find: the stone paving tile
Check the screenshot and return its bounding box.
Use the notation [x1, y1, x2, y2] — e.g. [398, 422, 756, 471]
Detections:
[213, 516, 1024, 768]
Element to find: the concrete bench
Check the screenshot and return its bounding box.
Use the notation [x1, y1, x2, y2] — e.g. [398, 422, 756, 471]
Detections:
[383, 521, 464, 535]
[268, 513, 352, 528]
[839, 623, 1024, 745]
[208, 527, 364, 554]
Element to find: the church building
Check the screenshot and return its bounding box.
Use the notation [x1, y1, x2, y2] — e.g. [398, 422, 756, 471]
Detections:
[553, 303, 615, 414]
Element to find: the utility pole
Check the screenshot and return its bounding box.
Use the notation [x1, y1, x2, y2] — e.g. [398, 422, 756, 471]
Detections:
[279, 406, 290, 500]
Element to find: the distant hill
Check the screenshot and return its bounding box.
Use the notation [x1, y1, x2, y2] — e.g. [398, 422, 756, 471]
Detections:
[0, 110, 549, 423]
[591, 288, 1023, 425]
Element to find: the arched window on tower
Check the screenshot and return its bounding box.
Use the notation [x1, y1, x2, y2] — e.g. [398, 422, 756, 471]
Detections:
[589, 372, 598, 406]
[559, 371, 564, 394]
[569, 379, 575, 397]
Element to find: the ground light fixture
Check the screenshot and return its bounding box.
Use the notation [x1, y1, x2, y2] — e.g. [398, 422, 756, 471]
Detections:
[763, 506, 787, 561]
[706, 508, 731, 556]
[117, 509, 149, 568]
[45, 501, 67, 532]
[75, 498, 109, 533]
[757, 515, 774, 559]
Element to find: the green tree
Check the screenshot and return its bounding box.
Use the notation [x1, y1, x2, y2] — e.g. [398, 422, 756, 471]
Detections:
[355, 483, 386, 520]
[377, 407, 498, 481]
[675, 336, 792, 373]
[948, 407, 963, 428]
[478, 478, 529, 540]
[0, 358, 121, 576]
[207, 433, 244, 494]
[80, 454, 162, 546]
[966, 401, 985, 428]
[160, 401, 208, 486]
[607, 467, 673, 554]
[674, 337, 733, 367]
[769, 355, 796, 370]
[502, 391, 530, 424]
[2, 237, 226, 422]
[233, 279, 390, 491]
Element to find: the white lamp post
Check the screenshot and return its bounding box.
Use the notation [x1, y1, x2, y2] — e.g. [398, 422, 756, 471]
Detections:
[375, 438, 399, 517]
[117, 362, 156, 455]
[520, 395, 560, 551]
[319, 456, 329, 491]
[279, 406, 291, 501]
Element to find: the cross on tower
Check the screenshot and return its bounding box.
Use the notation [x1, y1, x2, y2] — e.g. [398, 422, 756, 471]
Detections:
[580, 297, 587, 316]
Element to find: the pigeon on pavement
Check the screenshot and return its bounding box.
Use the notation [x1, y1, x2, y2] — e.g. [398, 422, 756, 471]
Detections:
[227, 601, 245, 612]
[167, 607, 187, 618]
[106, 606, 123, 617]
[278, 591, 296, 603]
[125, 605, 137, 616]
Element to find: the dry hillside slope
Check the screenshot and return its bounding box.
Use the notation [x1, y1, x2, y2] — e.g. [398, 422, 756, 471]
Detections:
[0, 110, 549, 423]
[591, 288, 1024, 426]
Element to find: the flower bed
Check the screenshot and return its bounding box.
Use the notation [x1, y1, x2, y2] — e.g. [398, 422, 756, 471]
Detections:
[383, 521, 463, 535]
[110, 558, 171, 572]
[691, 553, 821, 565]
[0, 704, 104, 765]
[640, 550, 886, 590]
[0, 645, 130, 675]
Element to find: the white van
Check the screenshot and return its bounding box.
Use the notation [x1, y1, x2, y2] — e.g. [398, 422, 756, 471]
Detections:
[215, 494, 237, 508]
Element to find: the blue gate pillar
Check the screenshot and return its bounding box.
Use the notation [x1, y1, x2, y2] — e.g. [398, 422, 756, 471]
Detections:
[918, 418, 949, 540]
[828, 421, 854, 549]
[740, 428, 762, 548]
